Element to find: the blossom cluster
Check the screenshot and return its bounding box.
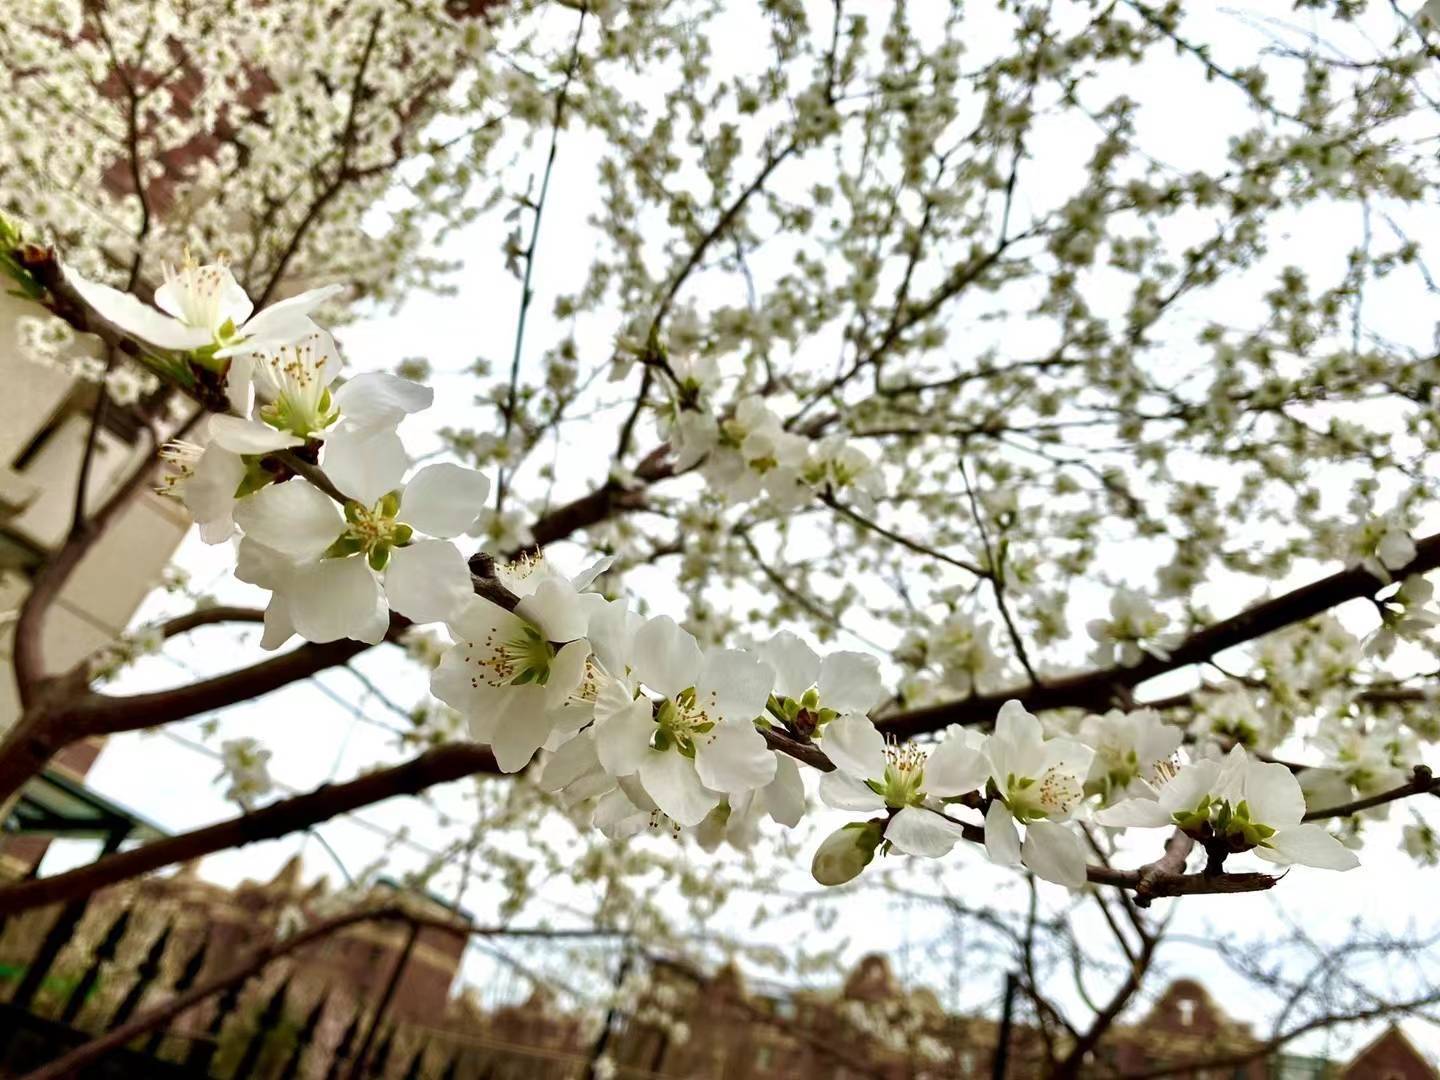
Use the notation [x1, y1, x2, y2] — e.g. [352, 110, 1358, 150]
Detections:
[658, 354, 883, 512]
[421, 560, 1360, 890]
[55, 251, 1381, 892]
[71, 256, 492, 647]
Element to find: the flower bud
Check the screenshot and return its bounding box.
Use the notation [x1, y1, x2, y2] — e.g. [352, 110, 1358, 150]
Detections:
[811, 820, 885, 886]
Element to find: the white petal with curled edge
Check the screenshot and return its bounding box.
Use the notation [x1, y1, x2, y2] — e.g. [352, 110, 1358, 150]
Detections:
[208, 413, 302, 454]
[762, 630, 820, 699]
[398, 463, 490, 538]
[286, 557, 387, 644]
[694, 721, 776, 794]
[68, 268, 212, 350]
[762, 755, 806, 827]
[885, 806, 968, 857]
[984, 800, 1022, 867]
[593, 681, 655, 778]
[632, 616, 702, 697]
[818, 651, 885, 713]
[697, 648, 773, 724]
[233, 480, 343, 560]
[817, 770, 885, 812]
[1259, 825, 1360, 871]
[323, 428, 408, 507]
[639, 751, 716, 827]
[383, 540, 471, 624]
[332, 370, 433, 430]
[1022, 820, 1089, 889]
[571, 556, 615, 592]
[820, 713, 887, 782]
[923, 734, 991, 798]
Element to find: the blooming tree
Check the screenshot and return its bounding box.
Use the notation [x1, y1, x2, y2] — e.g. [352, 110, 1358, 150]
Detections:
[3, 2, 1440, 1053]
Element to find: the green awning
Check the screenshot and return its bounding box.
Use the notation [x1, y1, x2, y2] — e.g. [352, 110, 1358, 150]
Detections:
[4, 769, 167, 844]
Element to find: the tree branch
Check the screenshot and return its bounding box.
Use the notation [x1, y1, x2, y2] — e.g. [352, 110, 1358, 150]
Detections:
[0, 744, 501, 918]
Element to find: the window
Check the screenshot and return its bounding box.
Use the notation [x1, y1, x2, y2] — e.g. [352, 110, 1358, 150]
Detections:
[1177, 998, 1196, 1027]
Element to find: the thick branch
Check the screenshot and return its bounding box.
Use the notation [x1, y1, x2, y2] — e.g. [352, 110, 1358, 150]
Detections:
[0, 744, 500, 918]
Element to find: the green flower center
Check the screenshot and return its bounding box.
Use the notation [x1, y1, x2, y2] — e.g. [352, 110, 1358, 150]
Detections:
[1004, 766, 1083, 823]
[653, 687, 714, 757]
[868, 744, 927, 808]
[325, 492, 414, 570]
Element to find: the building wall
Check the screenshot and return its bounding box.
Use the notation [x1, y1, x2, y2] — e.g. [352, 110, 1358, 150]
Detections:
[0, 290, 192, 874]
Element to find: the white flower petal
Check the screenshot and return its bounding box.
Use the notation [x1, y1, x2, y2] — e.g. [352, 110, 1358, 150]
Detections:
[233, 480, 343, 559]
[517, 579, 599, 643]
[817, 770, 885, 811]
[69, 268, 212, 350]
[208, 414, 302, 455]
[697, 648, 773, 724]
[885, 806, 968, 857]
[763, 631, 820, 699]
[218, 284, 343, 356]
[817, 651, 885, 713]
[538, 730, 599, 792]
[543, 639, 591, 711]
[1022, 820, 1089, 889]
[593, 681, 655, 777]
[487, 686, 552, 772]
[984, 800, 1022, 867]
[333, 370, 433, 431]
[762, 755, 806, 827]
[588, 598, 641, 678]
[924, 734, 991, 798]
[694, 721, 776, 794]
[1239, 758, 1306, 829]
[384, 540, 471, 624]
[286, 557, 388, 644]
[259, 595, 295, 651]
[184, 446, 246, 540]
[1261, 825, 1360, 871]
[820, 713, 887, 782]
[1094, 797, 1172, 828]
[323, 427, 409, 506]
[154, 263, 253, 329]
[632, 615, 702, 697]
[398, 463, 490, 538]
[571, 556, 615, 592]
[639, 752, 717, 827]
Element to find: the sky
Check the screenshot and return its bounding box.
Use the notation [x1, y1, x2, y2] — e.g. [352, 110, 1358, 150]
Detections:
[35, 0, 1440, 1063]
